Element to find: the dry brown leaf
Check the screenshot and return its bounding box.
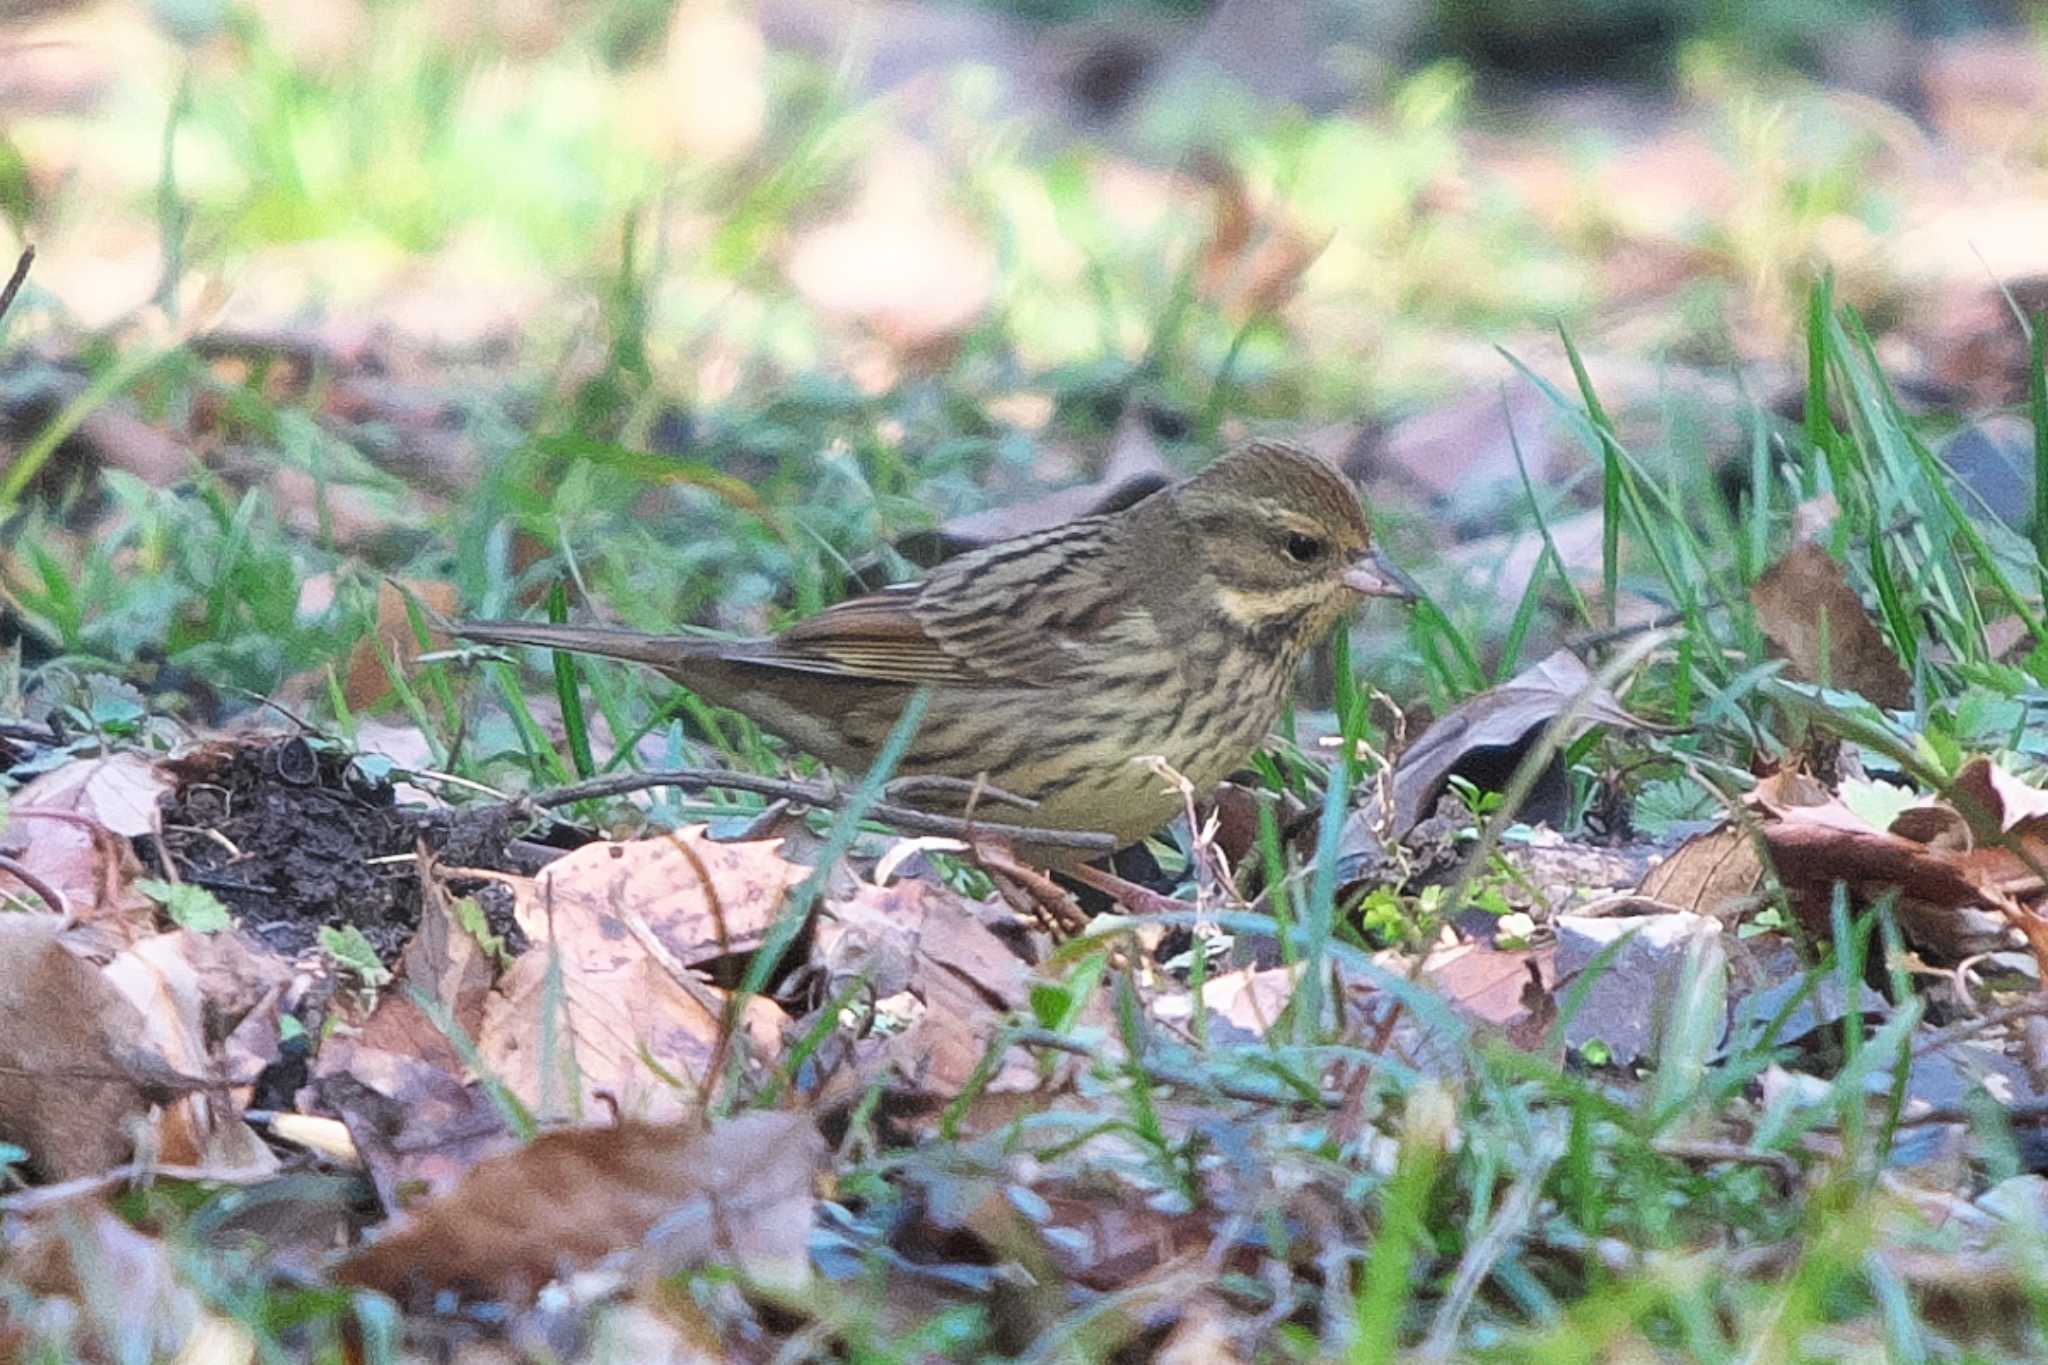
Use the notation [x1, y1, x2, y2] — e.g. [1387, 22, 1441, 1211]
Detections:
[1188, 153, 1326, 320]
[12, 749, 171, 839]
[0, 1204, 206, 1361]
[335, 1112, 823, 1307]
[0, 914, 156, 1180]
[3, 751, 167, 930]
[783, 140, 994, 361]
[100, 929, 286, 1174]
[477, 938, 782, 1123]
[1950, 755, 2048, 838]
[1426, 939, 1558, 1051]
[1750, 542, 1912, 708]
[1753, 787, 2026, 962]
[312, 1047, 518, 1212]
[1378, 648, 1655, 838]
[356, 878, 495, 1075]
[1638, 825, 1764, 916]
[516, 825, 804, 967]
[1185, 963, 1301, 1039]
[476, 824, 798, 1119]
[343, 578, 459, 712]
[813, 877, 1037, 1106]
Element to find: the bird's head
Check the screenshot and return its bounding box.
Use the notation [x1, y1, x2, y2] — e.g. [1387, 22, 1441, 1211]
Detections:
[1168, 441, 1417, 648]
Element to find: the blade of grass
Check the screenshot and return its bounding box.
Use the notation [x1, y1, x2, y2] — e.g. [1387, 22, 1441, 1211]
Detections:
[1838, 314, 2045, 646]
[1558, 324, 1621, 627]
[0, 340, 186, 516]
[1290, 705, 1354, 1045]
[546, 581, 598, 781]
[2031, 309, 2047, 604]
[718, 688, 930, 1115]
[1505, 385, 1595, 634]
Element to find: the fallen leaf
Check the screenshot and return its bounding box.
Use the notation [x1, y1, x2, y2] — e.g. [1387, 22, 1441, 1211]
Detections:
[1426, 938, 1558, 1052]
[312, 1051, 518, 1213]
[1178, 963, 1302, 1039]
[1749, 542, 1912, 708]
[0, 914, 157, 1180]
[100, 928, 285, 1173]
[0, 1204, 206, 1360]
[812, 877, 1036, 1108]
[9, 749, 170, 839]
[2, 750, 167, 930]
[474, 824, 798, 1119]
[355, 878, 495, 1075]
[784, 140, 994, 362]
[1376, 649, 1656, 840]
[343, 578, 459, 713]
[1950, 755, 2048, 838]
[514, 825, 804, 968]
[335, 1112, 822, 1306]
[1638, 824, 1763, 916]
[476, 934, 783, 1123]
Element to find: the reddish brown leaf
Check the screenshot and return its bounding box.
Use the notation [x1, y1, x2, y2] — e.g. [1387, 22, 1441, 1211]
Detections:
[335, 1112, 822, 1307]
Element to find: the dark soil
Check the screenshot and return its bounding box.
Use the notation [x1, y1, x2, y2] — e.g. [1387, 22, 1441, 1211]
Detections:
[147, 735, 526, 961]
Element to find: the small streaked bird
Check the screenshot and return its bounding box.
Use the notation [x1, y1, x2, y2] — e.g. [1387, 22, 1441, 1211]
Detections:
[458, 441, 1416, 856]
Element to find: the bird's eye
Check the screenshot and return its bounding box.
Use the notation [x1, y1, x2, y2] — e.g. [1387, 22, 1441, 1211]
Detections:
[1284, 533, 1327, 564]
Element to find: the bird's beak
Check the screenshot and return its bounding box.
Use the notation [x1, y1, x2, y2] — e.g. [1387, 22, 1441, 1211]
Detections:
[1343, 548, 1422, 602]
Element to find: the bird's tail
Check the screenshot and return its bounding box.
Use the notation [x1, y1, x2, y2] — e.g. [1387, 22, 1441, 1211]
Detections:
[454, 620, 714, 671]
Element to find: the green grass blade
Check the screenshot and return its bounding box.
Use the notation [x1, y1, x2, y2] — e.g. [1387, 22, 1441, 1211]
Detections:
[546, 580, 598, 781]
[1559, 325, 1621, 626]
[720, 688, 931, 1111]
[2031, 309, 2047, 603]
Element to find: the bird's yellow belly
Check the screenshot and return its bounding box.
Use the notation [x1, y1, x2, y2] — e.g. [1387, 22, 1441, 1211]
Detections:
[903, 661, 1287, 847]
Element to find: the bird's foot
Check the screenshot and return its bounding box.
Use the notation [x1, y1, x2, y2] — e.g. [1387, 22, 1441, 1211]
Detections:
[970, 836, 1089, 938]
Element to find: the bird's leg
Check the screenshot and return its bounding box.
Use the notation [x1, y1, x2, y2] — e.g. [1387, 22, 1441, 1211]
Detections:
[970, 836, 1089, 938]
[1064, 862, 1191, 918]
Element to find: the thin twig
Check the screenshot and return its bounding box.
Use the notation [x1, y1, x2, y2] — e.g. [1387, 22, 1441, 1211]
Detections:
[522, 768, 1116, 854]
[0, 245, 32, 327]
[0, 852, 70, 922]
[1914, 995, 2048, 1058]
[1887, 1098, 2048, 1129]
[1564, 603, 1713, 653]
[1650, 1137, 1800, 1180]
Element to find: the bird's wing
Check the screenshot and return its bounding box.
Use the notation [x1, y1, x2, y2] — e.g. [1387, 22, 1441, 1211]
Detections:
[752, 519, 1157, 687]
[760, 586, 992, 684]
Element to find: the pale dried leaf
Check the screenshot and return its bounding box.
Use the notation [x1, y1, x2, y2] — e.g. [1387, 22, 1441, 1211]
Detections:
[101, 929, 284, 1173]
[1, 1204, 205, 1360]
[1638, 825, 1763, 916]
[343, 578, 459, 712]
[13, 750, 171, 838]
[518, 826, 804, 967]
